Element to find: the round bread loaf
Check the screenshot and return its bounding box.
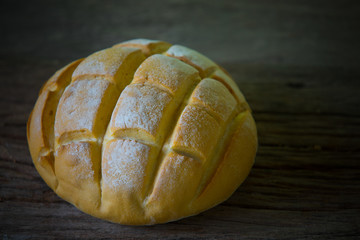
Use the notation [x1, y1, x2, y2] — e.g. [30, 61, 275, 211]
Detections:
[27, 39, 257, 225]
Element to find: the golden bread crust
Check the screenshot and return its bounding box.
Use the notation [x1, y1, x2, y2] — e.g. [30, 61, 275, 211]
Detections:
[27, 39, 257, 225]
[28, 59, 83, 190]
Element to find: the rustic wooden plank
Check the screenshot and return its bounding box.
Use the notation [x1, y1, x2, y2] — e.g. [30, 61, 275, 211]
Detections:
[1, 60, 359, 238]
[1, 0, 360, 239]
[1, 202, 360, 239]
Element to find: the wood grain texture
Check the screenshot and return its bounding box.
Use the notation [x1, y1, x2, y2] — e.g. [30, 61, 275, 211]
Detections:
[1, 0, 360, 239]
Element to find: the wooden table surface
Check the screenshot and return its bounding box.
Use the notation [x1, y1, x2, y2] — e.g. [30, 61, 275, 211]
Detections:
[1, 0, 360, 239]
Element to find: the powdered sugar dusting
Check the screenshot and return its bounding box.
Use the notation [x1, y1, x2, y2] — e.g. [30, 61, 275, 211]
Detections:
[103, 139, 150, 190]
[70, 142, 94, 180]
[56, 80, 110, 137]
[72, 47, 137, 81]
[190, 78, 236, 122]
[111, 84, 172, 137]
[170, 105, 220, 161]
[56, 142, 95, 181]
[134, 54, 199, 95]
[157, 153, 187, 191]
[166, 45, 217, 72]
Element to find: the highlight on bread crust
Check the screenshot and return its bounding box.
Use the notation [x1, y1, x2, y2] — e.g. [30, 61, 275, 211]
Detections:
[27, 39, 258, 225]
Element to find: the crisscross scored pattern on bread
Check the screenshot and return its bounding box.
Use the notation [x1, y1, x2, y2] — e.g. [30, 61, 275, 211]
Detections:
[27, 39, 257, 225]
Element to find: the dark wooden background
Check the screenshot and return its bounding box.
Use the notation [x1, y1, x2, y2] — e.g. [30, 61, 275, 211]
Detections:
[1, 0, 360, 239]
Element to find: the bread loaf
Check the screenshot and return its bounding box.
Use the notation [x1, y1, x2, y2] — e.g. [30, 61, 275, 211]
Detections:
[27, 39, 258, 225]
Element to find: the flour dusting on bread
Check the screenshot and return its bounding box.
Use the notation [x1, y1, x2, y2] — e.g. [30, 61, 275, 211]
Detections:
[103, 139, 150, 190]
[27, 39, 257, 225]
